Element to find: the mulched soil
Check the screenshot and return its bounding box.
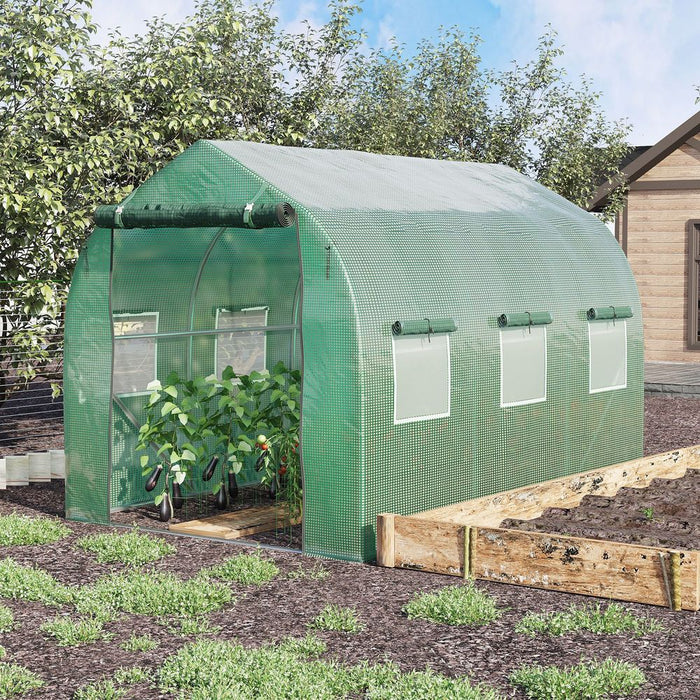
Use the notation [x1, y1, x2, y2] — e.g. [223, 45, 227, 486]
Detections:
[0, 393, 698, 699]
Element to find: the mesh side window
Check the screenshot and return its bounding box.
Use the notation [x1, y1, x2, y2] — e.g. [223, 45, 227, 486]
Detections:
[589, 320, 627, 393]
[500, 326, 547, 407]
[393, 333, 450, 424]
[113, 313, 158, 395]
[215, 307, 268, 377]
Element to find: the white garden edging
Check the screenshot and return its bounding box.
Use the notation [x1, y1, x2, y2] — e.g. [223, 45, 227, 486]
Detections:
[0, 450, 64, 490]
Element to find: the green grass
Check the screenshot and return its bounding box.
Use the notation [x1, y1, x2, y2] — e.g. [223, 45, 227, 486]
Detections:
[74, 569, 233, 620]
[0, 647, 5, 660]
[40, 615, 113, 647]
[509, 659, 646, 699]
[76, 529, 175, 566]
[158, 634, 501, 699]
[308, 604, 365, 633]
[0, 513, 70, 547]
[73, 667, 149, 700]
[207, 551, 280, 585]
[402, 583, 502, 626]
[516, 602, 664, 638]
[72, 680, 124, 700]
[119, 633, 159, 652]
[0, 662, 44, 697]
[0, 558, 73, 607]
[287, 562, 331, 581]
[164, 616, 222, 636]
[0, 607, 14, 634]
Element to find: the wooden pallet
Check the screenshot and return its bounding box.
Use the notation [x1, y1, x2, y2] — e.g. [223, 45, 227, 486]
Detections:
[169, 504, 300, 539]
[377, 446, 700, 611]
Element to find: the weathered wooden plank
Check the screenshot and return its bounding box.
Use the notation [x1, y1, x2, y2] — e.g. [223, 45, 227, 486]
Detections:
[472, 528, 699, 611]
[413, 447, 700, 527]
[169, 504, 300, 539]
[376, 513, 395, 568]
[392, 516, 464, 576]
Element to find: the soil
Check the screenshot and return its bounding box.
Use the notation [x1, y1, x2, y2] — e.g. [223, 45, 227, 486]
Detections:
[0, 393, 698, 699]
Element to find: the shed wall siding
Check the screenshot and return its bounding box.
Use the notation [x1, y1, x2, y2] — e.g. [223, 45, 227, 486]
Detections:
[637, 143, 700, 181]
[626, 182, 700, 361]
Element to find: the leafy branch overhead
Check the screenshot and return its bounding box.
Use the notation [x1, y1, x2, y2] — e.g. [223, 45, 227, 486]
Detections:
[1, 0, 629, 289]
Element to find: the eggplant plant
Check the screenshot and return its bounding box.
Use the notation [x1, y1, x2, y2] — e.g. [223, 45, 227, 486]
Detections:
[136, 361, 301, 521]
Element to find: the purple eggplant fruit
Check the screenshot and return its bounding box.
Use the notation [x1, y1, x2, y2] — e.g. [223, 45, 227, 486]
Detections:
[255, 453, 266, 472]
[228, 471, 239, 500]
[215, 481, 227, 509]
[159, 494, 172, 522]
[268, 475, 277, 499]
[203, 455, 219, 481]
[145, 464, 163, 492]
[172, 481, 184, 509]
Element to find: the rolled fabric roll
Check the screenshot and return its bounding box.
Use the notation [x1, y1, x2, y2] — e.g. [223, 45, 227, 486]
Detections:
[587, 306, 633, 320]
[94, 202, 296, 230]
[498, 311, 553, 328]
[392, 318, 457, 335]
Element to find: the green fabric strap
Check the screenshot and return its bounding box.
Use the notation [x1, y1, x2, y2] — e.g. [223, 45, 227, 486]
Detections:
[94, 202, 296, 230]
[498, 311, 552, 328]
[392, 318, 457, 335]
[587, 306, 633, 320]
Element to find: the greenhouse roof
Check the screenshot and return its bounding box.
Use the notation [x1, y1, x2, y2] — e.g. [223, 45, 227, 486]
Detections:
[209, 140, 578, 218]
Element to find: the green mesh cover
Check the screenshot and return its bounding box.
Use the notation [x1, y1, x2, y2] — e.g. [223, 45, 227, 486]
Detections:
[64, 140, 644, 561]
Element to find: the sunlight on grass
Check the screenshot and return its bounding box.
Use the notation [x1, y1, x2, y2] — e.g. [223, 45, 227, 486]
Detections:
[207, 551, 280, 585]
[0, 606, 14, 634]
[307, 604, 364, 633]
[0, 558, 73, 607]
[76, 529, 175, 566]
[40, 615, 113, 647]
[0, 662, 44, 697]
[509, 658, 646, 699]
[0, 513, 70, 547]
[119, 633, 159, 652]
[402, 582, 502, 626]
[516, 602, 664, 638]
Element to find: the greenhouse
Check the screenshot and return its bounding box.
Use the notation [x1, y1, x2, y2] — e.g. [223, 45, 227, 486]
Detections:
[64, 140, 643, 563]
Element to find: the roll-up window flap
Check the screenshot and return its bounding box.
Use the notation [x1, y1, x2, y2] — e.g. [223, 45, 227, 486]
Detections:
[587, 306, 633, 321]
[498, 311, 552, 328]
[392, 318, 456, 335]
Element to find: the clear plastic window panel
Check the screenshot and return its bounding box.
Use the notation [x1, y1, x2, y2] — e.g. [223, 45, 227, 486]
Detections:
[215, 307, 269, 377]
[500, 326, 547, 407]
[113, 313, 158, 396]
[392, 333, 450, 424]
[589, 320, 627, 393]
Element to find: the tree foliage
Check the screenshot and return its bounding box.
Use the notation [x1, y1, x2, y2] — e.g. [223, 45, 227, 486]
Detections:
[0, 0, 629, 405]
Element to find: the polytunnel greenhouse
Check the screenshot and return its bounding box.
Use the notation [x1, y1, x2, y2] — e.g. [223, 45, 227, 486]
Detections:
[64, 140, 643, 562]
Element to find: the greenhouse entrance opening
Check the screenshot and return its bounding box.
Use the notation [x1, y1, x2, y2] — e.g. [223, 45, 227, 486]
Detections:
[67, 203, 304, 550]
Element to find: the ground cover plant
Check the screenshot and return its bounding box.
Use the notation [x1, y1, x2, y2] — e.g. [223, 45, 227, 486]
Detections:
[76, 529, 175, 566]
[0, 394, 697, 698]
[0, 606, 14, 633]
[402, 582, 503, 626]
[207, 551, 280, 585]
[40, 615, 113, 647]
[516, 602, 664, 638]
[0, 513, 70, 546]
[0, 662, 43, 697]
[509, 658, 647, 699]
[308, 604, 365, 633]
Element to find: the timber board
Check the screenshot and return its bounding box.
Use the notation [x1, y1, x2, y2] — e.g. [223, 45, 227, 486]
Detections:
[377, 446, 700, 610]
[169, 504, 300, 539]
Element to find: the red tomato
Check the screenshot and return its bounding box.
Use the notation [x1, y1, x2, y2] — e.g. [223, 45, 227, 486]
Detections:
[279, 466, 287, 476]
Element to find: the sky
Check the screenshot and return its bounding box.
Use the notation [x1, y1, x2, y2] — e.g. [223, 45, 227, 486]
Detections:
[90, 0, 700, 146]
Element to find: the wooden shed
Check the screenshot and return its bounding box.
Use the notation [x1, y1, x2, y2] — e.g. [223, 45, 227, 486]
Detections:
[589, 110, 700, 362]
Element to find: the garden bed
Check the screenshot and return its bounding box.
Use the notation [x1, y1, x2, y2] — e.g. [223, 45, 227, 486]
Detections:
[0, 394, 698, 698]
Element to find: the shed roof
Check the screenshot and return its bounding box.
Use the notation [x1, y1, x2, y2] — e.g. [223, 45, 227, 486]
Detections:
[588, 109, 700, 211]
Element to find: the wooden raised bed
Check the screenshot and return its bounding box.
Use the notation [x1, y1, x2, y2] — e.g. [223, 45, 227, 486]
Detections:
[377, 446, 700, 611]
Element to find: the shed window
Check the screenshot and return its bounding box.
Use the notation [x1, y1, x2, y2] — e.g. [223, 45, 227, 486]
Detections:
[215, 307, 268, 377]
[500, 327, 547, 407]
[393, 334, 450, 424]
[589, 320, 627, 393]
[113, 312, 158, 396]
